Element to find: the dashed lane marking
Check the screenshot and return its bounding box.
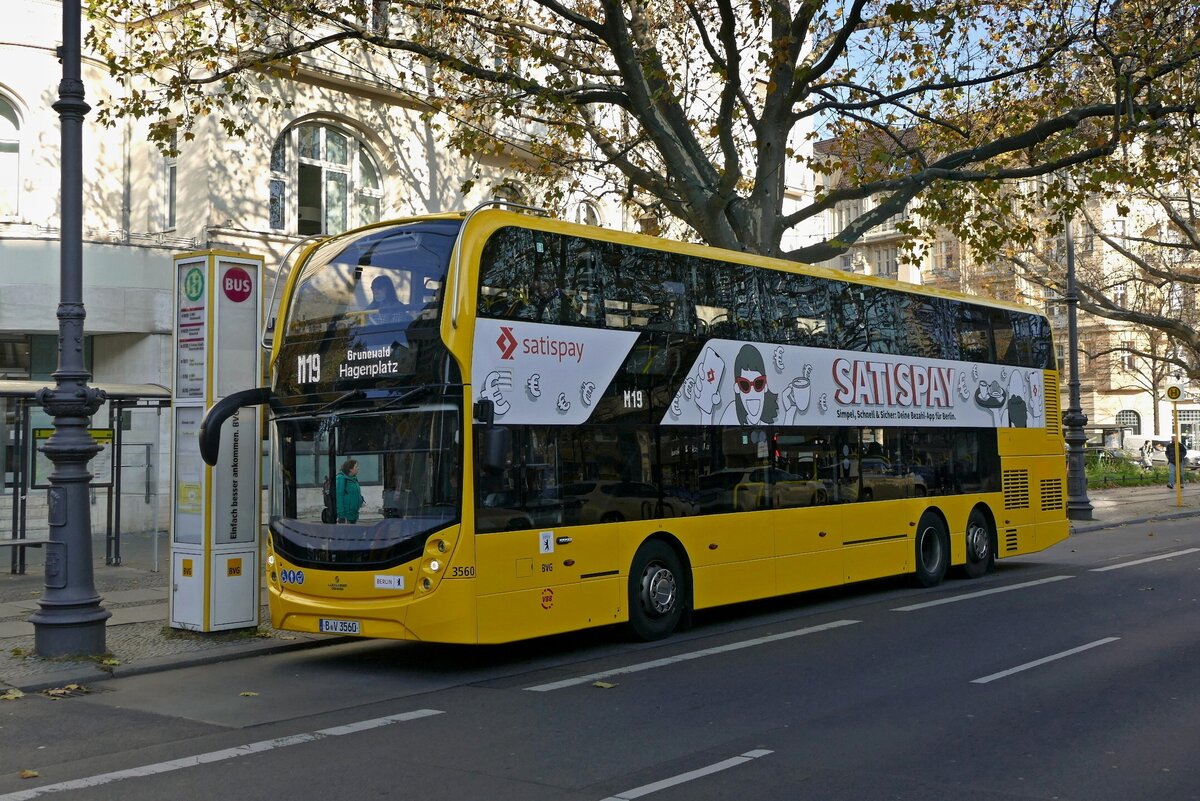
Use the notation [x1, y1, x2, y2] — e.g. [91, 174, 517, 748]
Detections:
[891, 576, 1074, 612]
[0, 709, 443, 801]
[524, 620, 859, 692]
[598, 749, 774, 800]
[971, 638, 1120, 685]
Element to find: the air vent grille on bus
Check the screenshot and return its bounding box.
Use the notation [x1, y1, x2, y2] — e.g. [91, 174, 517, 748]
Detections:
[1040, 478, 1064, 511]
[1044, 372, 1061, 437]
[1003, 470, 1030, 510]
[1004, 528, 1019, 553]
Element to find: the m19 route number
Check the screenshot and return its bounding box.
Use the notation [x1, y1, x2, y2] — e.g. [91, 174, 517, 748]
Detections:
[297, 353, 321, 384]
[623, 389, 645, 409]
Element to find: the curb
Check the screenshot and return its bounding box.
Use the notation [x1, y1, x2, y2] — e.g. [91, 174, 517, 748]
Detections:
[1070, 507, 1200, 535]
[6, 634, 347, 693]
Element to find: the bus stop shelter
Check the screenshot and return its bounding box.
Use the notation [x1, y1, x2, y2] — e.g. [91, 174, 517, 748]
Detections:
[1, 380, 171, 574]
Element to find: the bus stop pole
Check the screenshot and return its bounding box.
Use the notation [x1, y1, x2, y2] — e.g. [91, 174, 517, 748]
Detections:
[1174, 402, 1183, 508]
[30, 0, 111, 656]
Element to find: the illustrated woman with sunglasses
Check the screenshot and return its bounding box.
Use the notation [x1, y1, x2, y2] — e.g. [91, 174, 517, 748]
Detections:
[720, 344, 782, 425]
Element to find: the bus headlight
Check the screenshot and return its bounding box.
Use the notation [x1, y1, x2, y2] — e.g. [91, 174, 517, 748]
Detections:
[266, 554, 275, 567]
[428, 559, 441, 573]
[436, 539, 448, 553]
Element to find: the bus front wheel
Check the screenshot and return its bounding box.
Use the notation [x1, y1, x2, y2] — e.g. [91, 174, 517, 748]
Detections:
[913, 512, 949, 588]
[628, 540, 687, 641]
[962, 509, 995, 579]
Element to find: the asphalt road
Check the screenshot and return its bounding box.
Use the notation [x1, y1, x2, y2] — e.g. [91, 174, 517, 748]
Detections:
[2, 515, 1198, 801]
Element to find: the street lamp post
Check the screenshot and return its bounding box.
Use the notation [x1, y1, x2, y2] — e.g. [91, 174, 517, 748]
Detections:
[30, 0, 111, 656]
[1063, 216, 1094, 520]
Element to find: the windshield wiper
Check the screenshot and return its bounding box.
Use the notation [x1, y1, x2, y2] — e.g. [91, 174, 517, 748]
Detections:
[270, 389, 366, 422]
[336, 384, 447, 418]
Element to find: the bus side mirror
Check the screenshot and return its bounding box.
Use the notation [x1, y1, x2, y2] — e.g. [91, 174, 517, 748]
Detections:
[199, 386, 272, 466]
[473, 398, 495, 425]
[480, 426, 512, 473]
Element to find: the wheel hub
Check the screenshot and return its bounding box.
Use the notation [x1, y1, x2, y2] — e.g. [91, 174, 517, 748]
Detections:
[643, 566, 677, 615]
[968, 523, 990, 560]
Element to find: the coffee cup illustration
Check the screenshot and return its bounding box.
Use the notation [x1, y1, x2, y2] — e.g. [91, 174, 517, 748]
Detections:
[786, 376, 811, 412]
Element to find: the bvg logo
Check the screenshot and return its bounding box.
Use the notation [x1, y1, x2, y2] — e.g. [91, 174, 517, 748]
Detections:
[496, 326, 518, 360]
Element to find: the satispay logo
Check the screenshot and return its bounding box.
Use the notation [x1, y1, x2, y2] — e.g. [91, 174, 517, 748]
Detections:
[497, 326, 518, 360]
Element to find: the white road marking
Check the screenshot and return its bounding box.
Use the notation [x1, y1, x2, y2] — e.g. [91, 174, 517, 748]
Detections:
[524, 620, 860, 692]
[0, 709, 443, 801]
[891, 575, 1074, 612]
[598, 749, 774, 800]
[1089, 548, 1200, 572]
[971, 637, 1120, 685]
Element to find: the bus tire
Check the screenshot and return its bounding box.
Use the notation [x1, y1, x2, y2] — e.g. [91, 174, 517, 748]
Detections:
[962, 508, 995, 579]
[913, 512, 949, 587]
[628, 540, 687, 641]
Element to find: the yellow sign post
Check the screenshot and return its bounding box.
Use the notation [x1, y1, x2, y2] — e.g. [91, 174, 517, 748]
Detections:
[1166, 382, 1185, 507]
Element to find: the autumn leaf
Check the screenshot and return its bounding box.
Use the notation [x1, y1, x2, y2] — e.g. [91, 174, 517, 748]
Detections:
[1, 688, 25, 701]
[20, 769, 39, 779]
[240, 691, 259, 697]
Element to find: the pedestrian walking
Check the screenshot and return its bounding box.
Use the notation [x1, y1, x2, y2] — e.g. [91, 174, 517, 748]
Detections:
[1167, 438, 1179, 489]
[336, 458, 363, 522]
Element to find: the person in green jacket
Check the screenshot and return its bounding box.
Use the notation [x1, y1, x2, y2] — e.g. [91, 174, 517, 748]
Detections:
[335, 458, 363, 523]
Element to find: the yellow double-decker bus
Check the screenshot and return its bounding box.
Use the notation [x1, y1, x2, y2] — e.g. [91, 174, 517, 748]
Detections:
[202, 203, 1068, 643]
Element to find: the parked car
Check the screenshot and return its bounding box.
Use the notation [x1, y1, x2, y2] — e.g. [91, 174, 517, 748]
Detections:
[479, 489, 581, 528]
[697, 467, 827, 512]
[844, 457, 927, 501]
[557, 480, 693, 523]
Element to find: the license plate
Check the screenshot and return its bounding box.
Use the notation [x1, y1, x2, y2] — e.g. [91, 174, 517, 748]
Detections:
[318, 618, 361, 635]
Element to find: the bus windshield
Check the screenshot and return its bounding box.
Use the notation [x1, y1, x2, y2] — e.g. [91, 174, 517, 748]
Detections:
[274, 219, 461, 405]
[286, 220, 460, 337]
[270, 403, 462, 568]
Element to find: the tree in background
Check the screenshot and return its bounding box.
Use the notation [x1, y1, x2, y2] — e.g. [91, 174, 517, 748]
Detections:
[1010, 164, 1200, 383]
[86, 0, 1200, 264]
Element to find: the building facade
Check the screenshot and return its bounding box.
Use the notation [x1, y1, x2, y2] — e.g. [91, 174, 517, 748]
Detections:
[0, 1, 636, 545]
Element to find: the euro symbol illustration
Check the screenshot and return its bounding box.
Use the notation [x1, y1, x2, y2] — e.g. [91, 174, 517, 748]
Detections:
[481, 370, 512, 415]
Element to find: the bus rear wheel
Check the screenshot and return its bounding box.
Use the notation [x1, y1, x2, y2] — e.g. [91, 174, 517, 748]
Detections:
[913, 512, 949, 588]
[628, 540, 687, 641]
[962, 509, 995, 579]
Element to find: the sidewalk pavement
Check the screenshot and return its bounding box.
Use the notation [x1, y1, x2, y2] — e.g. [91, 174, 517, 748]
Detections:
[3, 482, 1198, 692]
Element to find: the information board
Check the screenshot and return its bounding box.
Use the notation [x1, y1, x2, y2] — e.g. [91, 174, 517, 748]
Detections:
[30, 427, 114, 488]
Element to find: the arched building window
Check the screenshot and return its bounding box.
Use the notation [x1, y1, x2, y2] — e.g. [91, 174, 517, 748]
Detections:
[575, 200, 601, 227]
[0, 96, 21, 217]
[492, 182, 528, 206]
[269, 122, 383, 235]
[1116, 409, 1140, 436]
